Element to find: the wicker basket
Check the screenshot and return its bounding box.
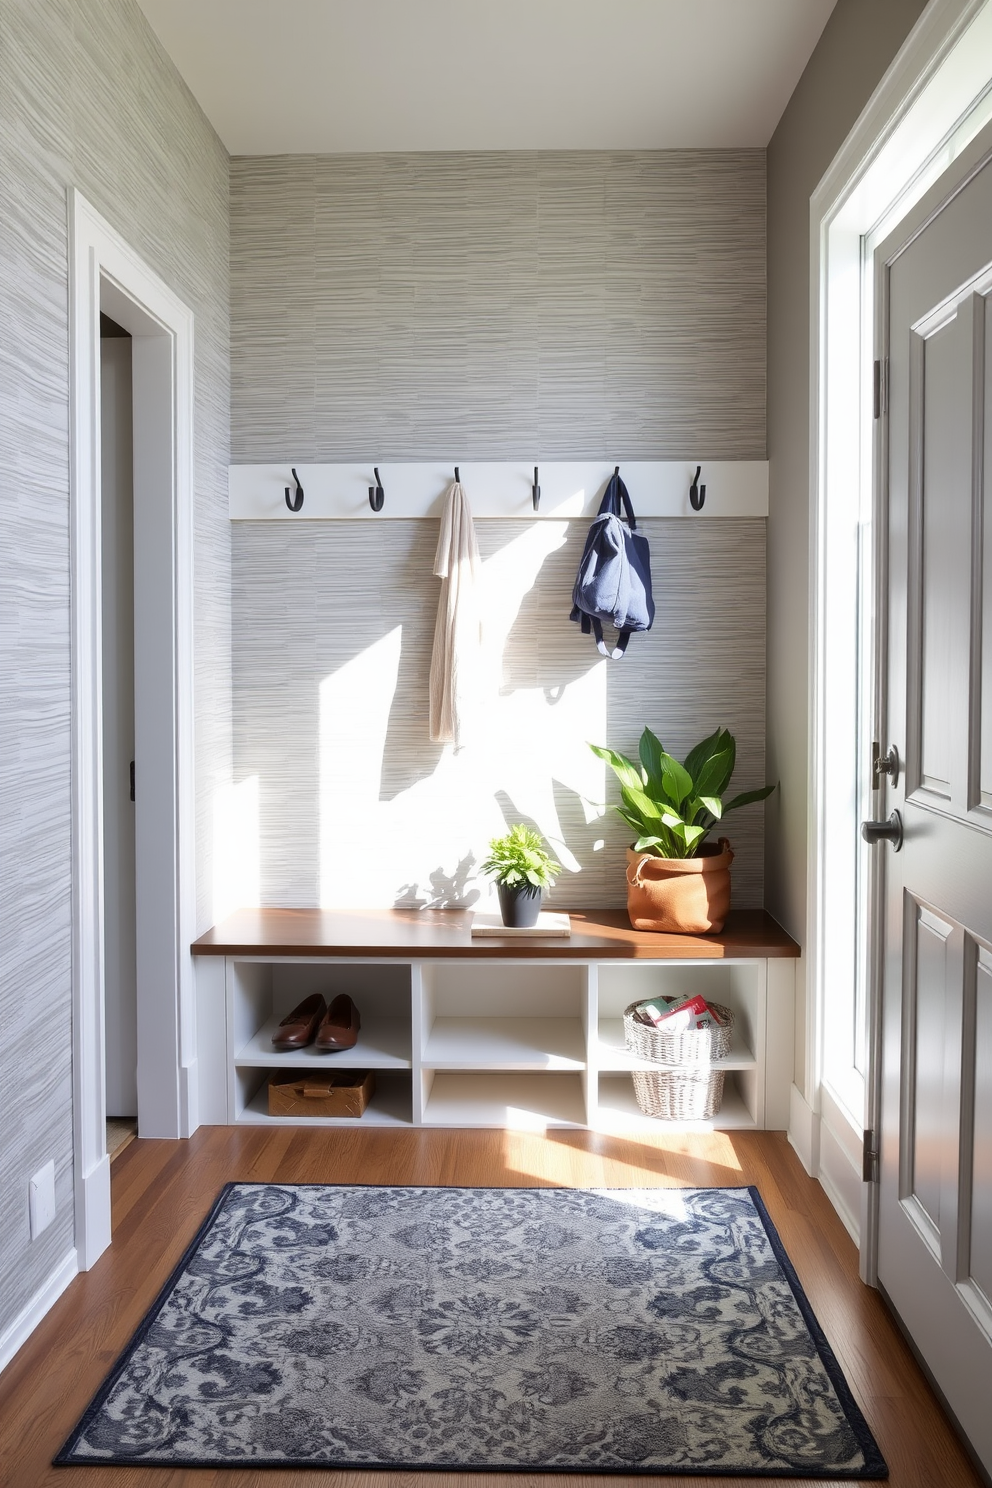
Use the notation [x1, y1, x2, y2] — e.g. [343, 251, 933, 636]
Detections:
[623, 999, 734, 1121]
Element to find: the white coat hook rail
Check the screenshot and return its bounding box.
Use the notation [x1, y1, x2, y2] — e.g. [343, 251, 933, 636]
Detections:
[230, 461, 768, 521]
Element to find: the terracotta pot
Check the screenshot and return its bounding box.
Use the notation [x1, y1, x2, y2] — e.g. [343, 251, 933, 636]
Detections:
[497, 882, 542, 928]
[625, 838, 734, 934]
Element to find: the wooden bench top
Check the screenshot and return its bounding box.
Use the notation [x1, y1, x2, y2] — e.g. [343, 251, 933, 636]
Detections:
[191, 907, 800, 961]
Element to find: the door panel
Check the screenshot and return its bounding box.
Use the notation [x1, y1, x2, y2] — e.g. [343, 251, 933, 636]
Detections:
[969, 944, 992, 1314]
[877, 136, 992, 1476]
[982, 309, 992, 810]
[918, 318, 962, 797]
[906, 904, 952, 1238]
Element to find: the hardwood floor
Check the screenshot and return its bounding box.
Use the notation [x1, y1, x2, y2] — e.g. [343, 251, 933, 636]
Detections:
[0, 1125, 983, 1487]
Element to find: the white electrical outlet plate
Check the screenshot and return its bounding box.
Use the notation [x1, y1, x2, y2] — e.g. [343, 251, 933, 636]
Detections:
[29, 1160, 56, 1239]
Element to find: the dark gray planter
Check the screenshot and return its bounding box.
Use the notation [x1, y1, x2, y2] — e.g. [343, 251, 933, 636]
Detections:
[497, 882, 542, 928]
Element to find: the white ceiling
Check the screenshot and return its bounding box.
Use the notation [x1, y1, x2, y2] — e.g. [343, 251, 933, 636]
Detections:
[136, 0, 838, 154]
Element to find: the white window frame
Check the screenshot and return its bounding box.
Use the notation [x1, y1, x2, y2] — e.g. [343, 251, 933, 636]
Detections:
[807, 0, 992, 1266]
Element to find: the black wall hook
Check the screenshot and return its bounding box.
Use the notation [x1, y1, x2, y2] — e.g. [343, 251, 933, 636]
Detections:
[454, 466, 460, 483]
[285, 468, 304, 513]
[532, 466, 541, 512]
[368, 467, 384, 512]
[689, 465, 706, 511]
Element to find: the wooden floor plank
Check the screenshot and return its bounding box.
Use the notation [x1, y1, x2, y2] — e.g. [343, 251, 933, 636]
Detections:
[0, 1126, 982, 1488]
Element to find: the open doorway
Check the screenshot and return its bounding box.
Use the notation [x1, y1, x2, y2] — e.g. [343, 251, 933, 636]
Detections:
[69, 190, 197, 1268]
[100, 311, 138, 1164]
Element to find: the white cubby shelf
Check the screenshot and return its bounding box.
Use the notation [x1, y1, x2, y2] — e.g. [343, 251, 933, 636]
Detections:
[192, 908, 799, 1134]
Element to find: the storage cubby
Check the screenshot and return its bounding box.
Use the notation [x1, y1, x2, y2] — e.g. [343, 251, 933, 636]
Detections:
[235, 1067, 414, 1127]
[594, 961, 764, 1127]
[595, 1073, 756, 1132]
[417, 962, 590, 1127]
[226, 958, 414, 1125]
[419, 962, 588, 1069]
[420, 1071, 588, 1128]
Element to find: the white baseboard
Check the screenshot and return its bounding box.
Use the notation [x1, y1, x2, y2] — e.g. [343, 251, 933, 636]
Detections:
[0, 1250, 78, 1376]
[76, 1152, 112, 1271]
[818, 1084, 863, 1247]
[787, 1083, 820, 1176]
[817, 1153, 861, 1247]
[788, 1081, 863, 1248]
[181, 1058, 198, 1138]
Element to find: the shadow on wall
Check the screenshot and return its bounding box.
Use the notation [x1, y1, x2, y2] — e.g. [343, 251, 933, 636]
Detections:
[231, 514, 767, 912]
[318, 520, 610, 910]
[394, 854, 481, 911]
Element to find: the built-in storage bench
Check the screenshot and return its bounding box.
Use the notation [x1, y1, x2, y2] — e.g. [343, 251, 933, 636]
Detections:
[191, 908, 800, 1133]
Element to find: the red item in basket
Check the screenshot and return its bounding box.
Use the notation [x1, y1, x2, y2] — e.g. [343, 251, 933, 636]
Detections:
[637, 994, 711, 1032]
[661, 994, 710, 1031]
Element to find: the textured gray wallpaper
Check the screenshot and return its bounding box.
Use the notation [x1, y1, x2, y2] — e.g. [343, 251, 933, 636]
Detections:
[233, 518, 766, 913]
[231, 151, 766, 463]
[0, 0, 229, 1341]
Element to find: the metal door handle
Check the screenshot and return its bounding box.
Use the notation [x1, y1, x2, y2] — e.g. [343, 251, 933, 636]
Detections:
[861, 810, 903, 851]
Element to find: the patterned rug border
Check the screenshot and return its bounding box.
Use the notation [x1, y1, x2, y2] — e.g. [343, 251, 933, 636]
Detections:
[55, 1182, 888, 1478]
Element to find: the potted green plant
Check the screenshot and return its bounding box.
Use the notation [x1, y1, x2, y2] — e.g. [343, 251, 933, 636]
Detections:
[481, 824, 561, 928]
[590, 726, 774, 934]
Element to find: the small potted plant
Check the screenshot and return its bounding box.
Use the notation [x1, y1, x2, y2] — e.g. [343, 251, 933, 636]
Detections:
[481, 824, 561, 928]
[590, 726, 774, 934]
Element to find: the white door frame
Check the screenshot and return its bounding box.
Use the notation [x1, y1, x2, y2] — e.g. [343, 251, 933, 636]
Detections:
[806, 0, 992, 1269]
[68, 189, 196, 1269]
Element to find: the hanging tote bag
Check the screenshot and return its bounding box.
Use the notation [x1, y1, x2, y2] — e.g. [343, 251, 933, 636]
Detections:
[570, 469, 655, 658]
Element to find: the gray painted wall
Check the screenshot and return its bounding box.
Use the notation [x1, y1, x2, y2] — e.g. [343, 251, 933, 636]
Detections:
[0, 0, 230, 1341]
[764, 0, 928, 1084]
[229, 152, 769, 910]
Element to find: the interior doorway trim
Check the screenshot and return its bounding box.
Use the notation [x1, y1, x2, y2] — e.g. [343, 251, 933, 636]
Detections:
[68, 189, 196, 1270]
[806, 0, 992, 1273]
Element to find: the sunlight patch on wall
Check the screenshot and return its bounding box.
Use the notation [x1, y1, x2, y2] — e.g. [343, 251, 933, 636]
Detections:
[212, 775, 259, 920]
[317, 523, 608, 908]
[319, 626, 403, 908]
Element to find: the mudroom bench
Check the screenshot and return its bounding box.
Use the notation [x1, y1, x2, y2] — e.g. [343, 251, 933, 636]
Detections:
[191, 908, 800, 1134]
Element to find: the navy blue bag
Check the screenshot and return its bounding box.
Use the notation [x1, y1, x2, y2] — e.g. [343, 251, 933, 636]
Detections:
[570, 470, 655, 658]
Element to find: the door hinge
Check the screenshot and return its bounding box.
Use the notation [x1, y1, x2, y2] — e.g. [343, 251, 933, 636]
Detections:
[872, 359, 886, 418]
[129, 759, 135, 803]
[862, 1129, 879, 1184]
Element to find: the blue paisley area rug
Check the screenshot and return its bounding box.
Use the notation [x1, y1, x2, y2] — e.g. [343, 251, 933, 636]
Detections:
[56, 1183, 886, 1477]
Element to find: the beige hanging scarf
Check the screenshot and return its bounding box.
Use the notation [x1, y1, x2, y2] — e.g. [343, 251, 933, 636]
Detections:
[429, 480, 482, 746]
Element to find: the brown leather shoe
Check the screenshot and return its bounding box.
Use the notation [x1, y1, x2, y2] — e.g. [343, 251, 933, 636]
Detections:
[271, 993, 326, 1051]
[315, 993, 360, 1052]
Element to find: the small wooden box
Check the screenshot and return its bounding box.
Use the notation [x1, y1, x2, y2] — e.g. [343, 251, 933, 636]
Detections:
[267, 1069, 375, 1118]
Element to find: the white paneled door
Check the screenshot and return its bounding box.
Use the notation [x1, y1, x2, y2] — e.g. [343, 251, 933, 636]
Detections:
[874, 135, 992, 1474]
